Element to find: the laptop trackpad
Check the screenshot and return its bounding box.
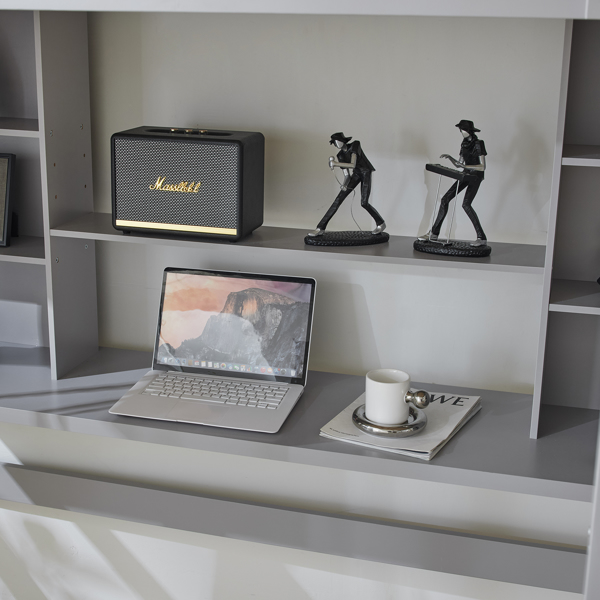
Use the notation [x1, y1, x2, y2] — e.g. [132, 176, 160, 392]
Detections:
[110, 394, 178, 419]
[167, 400, 227, 425]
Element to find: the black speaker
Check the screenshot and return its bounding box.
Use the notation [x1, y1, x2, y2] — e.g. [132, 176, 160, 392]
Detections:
[111, 126, 264, 241]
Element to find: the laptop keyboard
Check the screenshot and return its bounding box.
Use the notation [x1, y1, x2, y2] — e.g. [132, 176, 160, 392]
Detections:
[141, 373, 288, 409]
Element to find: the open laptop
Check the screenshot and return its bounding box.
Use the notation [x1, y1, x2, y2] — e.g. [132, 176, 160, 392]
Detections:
[109, 267, 316, 433]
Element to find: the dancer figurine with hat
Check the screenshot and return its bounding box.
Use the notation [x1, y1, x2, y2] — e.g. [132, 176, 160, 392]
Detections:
[305, 132, 389, 247]
[415, 120, 490, 257]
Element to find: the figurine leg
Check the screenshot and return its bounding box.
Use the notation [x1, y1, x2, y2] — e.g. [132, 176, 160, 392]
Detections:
[431, 181, 467, 236]
[316, 176, 359, 231]
[461, 179, 486, 240]
[359, 172, 385, 227]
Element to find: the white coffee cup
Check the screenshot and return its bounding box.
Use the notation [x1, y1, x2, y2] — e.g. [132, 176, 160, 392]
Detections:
[365, 368, 411, 425]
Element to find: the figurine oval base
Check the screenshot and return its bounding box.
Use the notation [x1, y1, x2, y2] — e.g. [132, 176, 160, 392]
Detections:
[305, 231, 389, 247]
[352, 404, 427, 438]
[413, 239, 491, 257]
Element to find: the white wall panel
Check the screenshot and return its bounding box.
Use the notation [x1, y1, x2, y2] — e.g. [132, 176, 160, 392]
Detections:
[89, 14, 564, 244]
[95, 240, 543, 394]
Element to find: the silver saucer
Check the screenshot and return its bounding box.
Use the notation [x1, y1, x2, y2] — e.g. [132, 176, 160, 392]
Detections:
[352, 404, 427, 438]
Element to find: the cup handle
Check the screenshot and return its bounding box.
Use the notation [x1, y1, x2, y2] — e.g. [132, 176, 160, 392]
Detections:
[404, 390, 431, 409]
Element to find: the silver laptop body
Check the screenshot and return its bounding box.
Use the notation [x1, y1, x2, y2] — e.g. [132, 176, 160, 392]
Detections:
[110, 267, 316, 433]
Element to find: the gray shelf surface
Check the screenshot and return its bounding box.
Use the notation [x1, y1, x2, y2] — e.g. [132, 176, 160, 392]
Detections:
[0, 235, 45, 264]
[550, 279, 600, 315]
[0, 117, 39, 137]
[562, 144, 600, 167]
[0, 462, 586, 594]
[0, 345, 596, 502]
[51, 212, 546, 274]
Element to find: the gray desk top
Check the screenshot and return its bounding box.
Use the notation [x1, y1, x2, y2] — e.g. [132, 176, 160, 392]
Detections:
[0, 346, 596, 501]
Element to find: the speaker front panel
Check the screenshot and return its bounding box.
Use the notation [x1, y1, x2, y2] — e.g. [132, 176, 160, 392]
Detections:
[113, 137, 241, 236]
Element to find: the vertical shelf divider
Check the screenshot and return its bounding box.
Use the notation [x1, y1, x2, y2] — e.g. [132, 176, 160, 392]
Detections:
[584, 422, 600, 597]
[529, 20, 573, 439]
[35, 11, 98, 379]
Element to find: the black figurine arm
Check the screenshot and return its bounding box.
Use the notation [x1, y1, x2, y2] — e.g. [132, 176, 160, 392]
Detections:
[440, 153, 485, 172]
[440, 153, 460, 168]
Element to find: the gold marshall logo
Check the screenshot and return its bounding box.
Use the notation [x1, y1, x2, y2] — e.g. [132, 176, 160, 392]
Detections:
[149, 176, 201, 193]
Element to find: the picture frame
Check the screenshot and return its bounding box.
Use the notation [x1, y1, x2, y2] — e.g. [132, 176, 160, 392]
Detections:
[0, 153, 15, 247]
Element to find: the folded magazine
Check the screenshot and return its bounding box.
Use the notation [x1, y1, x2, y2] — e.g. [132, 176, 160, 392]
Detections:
[320, 391, 481, 461]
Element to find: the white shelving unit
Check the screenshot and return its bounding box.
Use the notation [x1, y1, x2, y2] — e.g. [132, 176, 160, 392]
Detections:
[532, 21, 600, 430]
[1, 6, 600, 598]
[0, 11, 97, 375]
[0, 13, 46, 348]
[529, 22, 600, 596]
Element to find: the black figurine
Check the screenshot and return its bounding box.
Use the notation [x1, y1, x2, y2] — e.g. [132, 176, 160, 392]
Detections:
[305, 132, 389, 247]
[415, 120, 490, 257]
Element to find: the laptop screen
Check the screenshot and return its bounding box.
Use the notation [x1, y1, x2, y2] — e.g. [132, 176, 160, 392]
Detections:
[153, 268, 316, 385]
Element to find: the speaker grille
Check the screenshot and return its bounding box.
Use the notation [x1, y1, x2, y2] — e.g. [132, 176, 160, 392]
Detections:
[114, 138, 240, 229]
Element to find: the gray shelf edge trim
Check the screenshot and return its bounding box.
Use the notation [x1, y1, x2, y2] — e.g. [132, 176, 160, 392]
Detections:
[0, 463, 586, 594]
[549, 304, 600, 316]
[0, 117, 40, 137]
[0, 1, 592, 19]
[0, 129, 40, 139]
[0, 406, 592, 503]
[49, 222, 546, 275]
[562, 158, 600, 167]
[561, 144, 600, 167]
[0, 255, 46, 265]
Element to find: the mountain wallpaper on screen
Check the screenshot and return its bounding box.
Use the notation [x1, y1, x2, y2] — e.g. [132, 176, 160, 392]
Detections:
[157, 287, 310, 373]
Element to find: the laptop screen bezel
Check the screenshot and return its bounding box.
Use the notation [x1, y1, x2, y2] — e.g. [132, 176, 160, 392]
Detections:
[152, 267, 316, 386]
